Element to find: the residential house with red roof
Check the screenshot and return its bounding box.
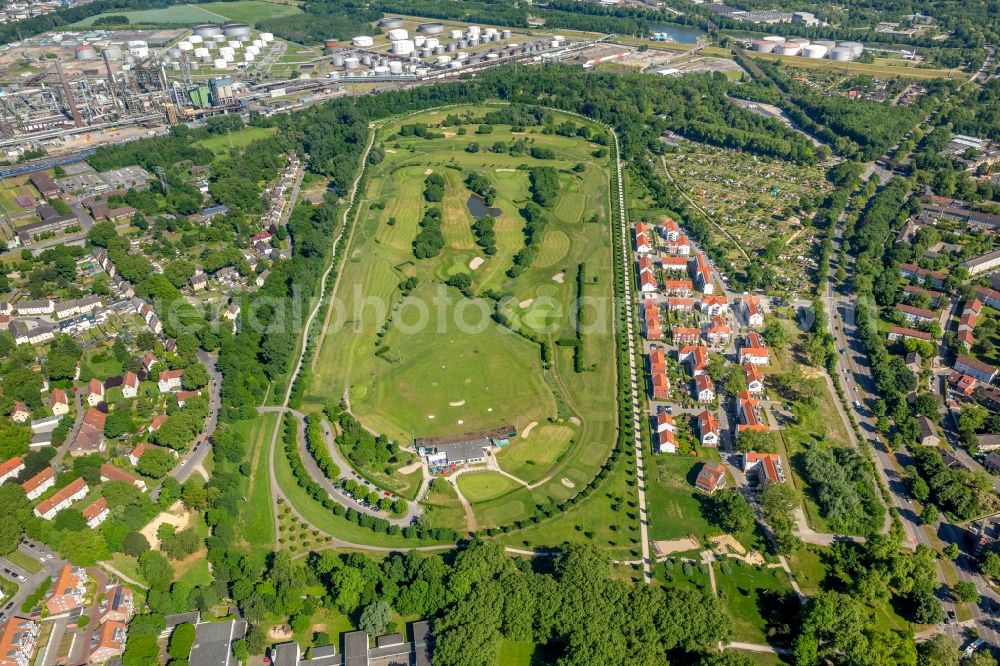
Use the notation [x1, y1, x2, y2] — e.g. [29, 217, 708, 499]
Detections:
[642, 301, 662, 340]
[738, 332, 770, 365]
[100, 464, 147, 492]
[694, 374, 715, 403]
[744, 363, 765, 394]
[705, 318, 731, 346]
[697, 411, 720, 446]
[735, 391, 770, 440]
[672, 326, 700, 346]
[660, 218, 681, 241]
[22, 468, 54, 500]
[691, 254, 714, 294]
[158, 369, 184, 393]
[89, 620, 127, 663]
[34, 478, 88, 520]
[958, 299, 982, 347]
[634, 222, 653, 254]
[0, 456, 24, 484]
[176, 390, 201, 408]
[900, 263, 947, 288]
[896, 303, 937, 326]
[678, 345, 709, 376]
[740, 296, 764, 328]
[955, 355, 998, 383]
[9, 402, 29, 424]
[82, 498, 109, 529]
[661, 256, 689, 272]
[70, 408, 105, 457]
[700, 295, 728, 316]
[100, 585, 135, 624]
[128, 442, 176, 467]
[666, 297, 695, 312]
[142, 352, 157, 373]
[147, 414, 167, 433]
[695, 463, 726, 494]
[887, 326, 933, 342]
[664, 234, 691, 256]
[0, 617, 39, 666]
[48, 388, 68, 416]
[743, 452, 785, 484]
[86, 378, 104, 407]
[122, 371, 139, 399]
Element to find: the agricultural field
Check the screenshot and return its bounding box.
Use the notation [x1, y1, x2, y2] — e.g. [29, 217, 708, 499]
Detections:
[72, 0, 301, 26]
[304, 103, 623, 536]
[665, 141, 831, 295]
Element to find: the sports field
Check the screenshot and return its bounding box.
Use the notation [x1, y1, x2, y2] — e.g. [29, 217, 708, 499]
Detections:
[306, 104, 619, 532]
[73, 1, 301, 26]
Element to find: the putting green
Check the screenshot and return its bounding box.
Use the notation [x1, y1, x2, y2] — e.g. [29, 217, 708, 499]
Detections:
[457, 471, 521, 503]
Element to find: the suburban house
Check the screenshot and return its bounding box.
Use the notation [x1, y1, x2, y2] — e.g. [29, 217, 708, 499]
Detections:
[695, 463, 726, 494]
[656, 428, 677, 454]
[896, 303, 937, 325]
[694, 374, 715, 403]
[639, 271, 657, 294]
[10, 401, 29, 424]
[89, 620, 127, 663]
[663, 279, 694, 297]
[700, 295, 728, 316]
[100, 585, 135, 624]
[735, 391, 769, 438]
[649, 348, 670, 400]
[665, 234, 691, 256]
[147, 414, 167, 433]
[0, 456, 25, 484]
[142, 352, 158, 373]
[45, 564, 87, 615]
[634, 222, 653, 254]
[176, 390, 201, 408]
[22, 468, 54, 500]
[100, 464, 147, 492]
[917, 416, 941, 446]
[955, 355, 998, 383]
[743, 452, 785, 484]
[958, 298, 982, 347]
[70, 408, 105, 457]
[34, 478, 88, 520]
[0, 617, 39, 666]
[697, 410, 720, 446]
[128, 442, 176, 467]
[705, 319, 731, 346]
[643, 301, 662, 340]
[82, 498, 110, 529]
[48, 388, 69, 416]
[660, 218, 682, 241]
[666, 297, 695, 312]
[122, 371, 139, 399]
[655, 410, 676, 436]
[738, 332, 770, 365]
[158, 369, 184, 393]
[741, 296, 764, 328]
[887, 326, 933, 342]
[679, 345, 709, 376]
[672, 326, 700, 345]
[86, 378, 104, 407]
[744, 363, 765, 394]
[691, 254, 714, 294]
[661, 256, 689, 272]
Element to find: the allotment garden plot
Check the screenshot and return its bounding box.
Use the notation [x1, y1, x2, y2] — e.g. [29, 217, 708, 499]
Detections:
[307, 104, 619, 531]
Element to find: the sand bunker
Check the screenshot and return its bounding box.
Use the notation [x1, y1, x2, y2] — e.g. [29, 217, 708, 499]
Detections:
[427, 415, 435, 419]
[469, 257, 485, 270]
[495, 168, 516, 172]
[424, 168, 434, 175]
[652, 537, 700, 556]
[552, 272, 565, 283]
[443, 131, 456, 138]
[561, 478, 575, 489]
[519, 298, 534, 309]
[449, 400, 466, 407]
[521, 421, 538, 438]
[385, 149, 397, 153]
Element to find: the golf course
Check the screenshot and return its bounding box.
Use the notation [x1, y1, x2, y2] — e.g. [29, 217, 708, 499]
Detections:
[305, 104, 623, 533]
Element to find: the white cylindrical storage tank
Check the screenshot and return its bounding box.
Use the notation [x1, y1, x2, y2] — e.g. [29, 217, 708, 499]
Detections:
[344, 56, 359, 69]
[446, 43, 456, 52]
[841, 41, 863, 57]
[415, 67, 429, 77]
[227, 40, 241, 49]
[387, 28, 408, 41]
[437, 55, 451, 64]
[379, 17, 403, 29]
[194, 47, 210, 58]
[391, 39, 414, 55]
[252, 39, 263, 48]
[420, 47, 432, 58]
[373, 65, 389, 74]
[788, 37, 810, 47]
[219, 46, 234, 55]
[414, 35, 426, 47]
[468, 37, 479, 46]
[332, 54, 345, 66]
[455, 51, 468, 61]
[76, 44, 97, 60]
[829, 46, 852, 61]
[244, 52, 254, 62]
[751, 38, 774, 52]
[194, 24, 222, 38]
[168, 47, 181, 58]
[213, 58, 227, 68]
[424, 37, 439, 49]
[361, 54, 372, 65]
[213, 34, 226, 43]
[501, 29, 512, 40]
[486, 52, 499, 60]
[762, 35, 785, 44]
[803, 44, 827, 58]
[778, 44, 801, 56]
[353, 35, 373, 47]
[433, 45, 444, 55]
[246, 45, 260, 56]
[222, 53, 234, 62]
[189, 34, 203, 44]
[815, 39, 836, 50]
[388, 60, 403, 74]
[178, 41, 193, 52]
[449, 29, 462, 40]
[103, 45, 123, 59]
[260, 32, 273, 42]
[457, 39, 467, 48]
[466, 25, 481, 38]
[418, 22, 443, 35]
[223, 22, 250, 38]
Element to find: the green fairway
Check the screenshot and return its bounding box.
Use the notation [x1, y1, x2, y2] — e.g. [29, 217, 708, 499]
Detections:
[457, 472, 521, 503]
[305, 104, 619, 532]
[72, 1, 301, 26]
[196, 127, 277, 158]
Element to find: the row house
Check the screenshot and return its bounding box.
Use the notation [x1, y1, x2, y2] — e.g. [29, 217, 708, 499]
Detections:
[642, 301, 662, 340]
[955, 355, 998, 384]
[743, 363, 765, 394]
[678, 344, 709, 376]
[0, 455, 25, 484]
[738, 332, 770, 365]
[661, 256, 689, 273]
[705, 318, 731, 346]
[34, 478, 88, 520]
[694, 374, 715, 403]
[887, 326, 933, 343]
[900, 262, 947, 289]
[664, 279, 694, 297]
[22, 468, 54, 500]
[667, 297, 695, 313]
[654, 410, 676, 453]
[16, 298, 54, 315]
[53, 295, 102, 319]
[93, 248, 116, 277]
[974, 285, 1000, 310]
[735, 391, 770, 439]
[664, 234, 691, 256]
[903, 284, 945, 308]
[958, 298, 983, 347]
[660, 218, 682, 241]
[740, 296, 764, 328]
[691, 254, 714, 294]
[672, 326, 700, 345]
[46, 565, 87, 615]
[698, 410, 720, 446]
[9, 321, 56, 346]
[638, 255, 657, 294]
[100, 464, 147, 492]
[896, 303, 937, 326]
[83, 497, 110, 529]
[649, 347, 670, 401]
[634, 222, 653, 254]
[701, 295, 728, 316]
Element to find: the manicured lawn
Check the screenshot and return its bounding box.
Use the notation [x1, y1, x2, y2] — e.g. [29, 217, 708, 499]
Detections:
[5, 549, 42, 575]
[235, 413, 279, 551]
[456, 471, 520, 503]
[714, 561, 795, 645]
[646, 450, 721, 542]
[497, 640, 535, 665]
[422, 478, 467, 532]
[652, 557, 711, 593]
[104, 553, 146, 587]
[196, 127, 278, 158]
[788, 545, 827, 596]
[497, 423, 575, 484]
[72, 0, 300, 26]
[175, 555, 213, 587]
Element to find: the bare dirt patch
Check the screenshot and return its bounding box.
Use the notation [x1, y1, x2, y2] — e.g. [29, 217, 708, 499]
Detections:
[709, 534, 746, 556]
[140, 501, 194, 550]
[398, 460, 423, 474]
[652, 537, 700, 557]
[521, 421, 538, 438]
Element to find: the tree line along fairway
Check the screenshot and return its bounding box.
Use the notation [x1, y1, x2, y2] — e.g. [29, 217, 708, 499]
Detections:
[305, 104, 620, 533]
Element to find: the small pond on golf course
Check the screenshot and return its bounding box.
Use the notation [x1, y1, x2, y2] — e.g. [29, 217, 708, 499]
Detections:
[467, 194, 501, 218]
